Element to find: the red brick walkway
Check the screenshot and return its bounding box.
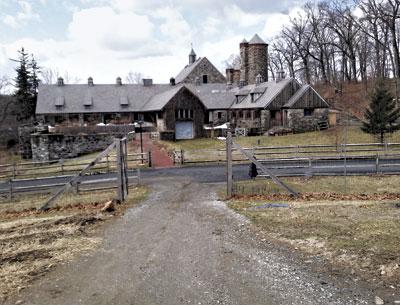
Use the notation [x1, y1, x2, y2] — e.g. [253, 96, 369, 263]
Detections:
[131, 133, 174, 168]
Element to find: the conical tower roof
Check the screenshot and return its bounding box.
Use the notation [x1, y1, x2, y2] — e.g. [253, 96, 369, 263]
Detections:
[241, 38, 248, 43]
[189, 48, 196, 56]
[249, 34, 266, 45]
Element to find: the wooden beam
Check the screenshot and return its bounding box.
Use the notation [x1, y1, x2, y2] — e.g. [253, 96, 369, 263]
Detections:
[226, 132, 233, 197]
[232, 142, 299, 197]
[39, 141, 117, 211]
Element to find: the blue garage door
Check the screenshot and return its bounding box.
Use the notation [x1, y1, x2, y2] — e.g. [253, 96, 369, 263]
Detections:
[175, 121, 194, 140]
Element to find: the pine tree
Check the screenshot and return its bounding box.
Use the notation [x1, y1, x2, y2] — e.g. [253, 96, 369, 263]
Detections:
[11, 47, 37, 120]
[361, 81, 400, 143]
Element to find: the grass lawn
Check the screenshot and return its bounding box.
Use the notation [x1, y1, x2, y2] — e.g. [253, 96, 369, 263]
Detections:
[159, 126, 400, 151]
[228, 175, 400, 287]
[233, 175, 400, 196]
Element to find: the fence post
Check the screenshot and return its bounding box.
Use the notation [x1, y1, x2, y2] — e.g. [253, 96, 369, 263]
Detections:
[148, 151, 152, 168]
[376, 154, 379, 174]
[106, 155, 110, 173]
[9, 179, 13, 201]
[137, 168, 141, 185]
[60, 159, 64, 175]
[12, 163, 16, 179]
[226, 132, 233, 197]
[116, 139, 124, 202]
[181, 149, 185, 165]
[75, 181, 80, 194]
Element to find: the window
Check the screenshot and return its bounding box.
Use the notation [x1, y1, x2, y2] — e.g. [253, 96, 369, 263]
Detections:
[175, 109, 193, 120]
[217, 112, 222, 119]
[254, 111, 260, 119]
[304, 108, 314, 116]
[232, 112, 236, 118]
[271, 110, 277, 119]
[202, 75, 208, 84]
[246, 111, 251, 119]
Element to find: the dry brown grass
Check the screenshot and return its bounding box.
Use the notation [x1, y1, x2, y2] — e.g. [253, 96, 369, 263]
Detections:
[228, 176, 400, 287]
[0, 186, 148, 301]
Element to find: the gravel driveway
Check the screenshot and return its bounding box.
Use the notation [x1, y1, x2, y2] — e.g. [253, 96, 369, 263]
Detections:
[4, 178, 373, 305]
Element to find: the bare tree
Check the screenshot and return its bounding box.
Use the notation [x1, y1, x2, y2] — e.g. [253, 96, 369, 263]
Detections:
[126, 71, 144, 84]
[223, 54, 241, 69]
[40, 67, 81, 84]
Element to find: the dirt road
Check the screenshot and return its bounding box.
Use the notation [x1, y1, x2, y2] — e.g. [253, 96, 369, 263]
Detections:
[4, 178, 373, 305]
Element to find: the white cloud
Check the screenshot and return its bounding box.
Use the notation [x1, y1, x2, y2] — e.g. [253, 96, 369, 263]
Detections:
[223, 4, 267, 28]
[68, 6, 155, 51]
[261, 6, 304, 40]
[2, 1, 40, 29]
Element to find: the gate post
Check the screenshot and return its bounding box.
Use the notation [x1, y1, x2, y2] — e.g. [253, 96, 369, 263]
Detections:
[226, 132, 233, 197]
[116, 139, 124, 202]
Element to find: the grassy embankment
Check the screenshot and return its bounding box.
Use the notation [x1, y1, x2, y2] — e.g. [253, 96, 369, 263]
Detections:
[228, 175, 400, 287]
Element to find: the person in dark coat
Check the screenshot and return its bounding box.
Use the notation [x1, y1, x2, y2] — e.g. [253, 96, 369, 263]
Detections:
[249, 158, 258, 179]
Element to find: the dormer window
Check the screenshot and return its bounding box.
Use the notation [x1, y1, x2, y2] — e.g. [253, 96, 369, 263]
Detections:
[84, 96, 93, 107]
[120, 96, 129, 107]
[55, 96, 65, 108]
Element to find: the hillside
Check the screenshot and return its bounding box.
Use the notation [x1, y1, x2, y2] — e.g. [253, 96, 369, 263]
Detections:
[315, 79, 400, 121]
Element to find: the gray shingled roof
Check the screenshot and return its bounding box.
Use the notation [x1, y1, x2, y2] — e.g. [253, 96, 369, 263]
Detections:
[249, 34, 266, 45]
[230, 79, 292, 109]
[175, 57, 204, 83]
[36, 84, 172, 114]
[141, 85, 184, 111]
[186, 84, 236, 110]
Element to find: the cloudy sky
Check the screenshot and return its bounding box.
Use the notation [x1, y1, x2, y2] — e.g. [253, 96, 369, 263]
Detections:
[0, 0, 307, 85]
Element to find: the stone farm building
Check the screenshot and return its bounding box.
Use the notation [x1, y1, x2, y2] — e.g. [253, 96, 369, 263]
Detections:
[36, 34, 329, 140]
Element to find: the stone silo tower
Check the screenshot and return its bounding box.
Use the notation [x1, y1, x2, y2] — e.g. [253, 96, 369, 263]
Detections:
[240, 39, 249, 85]
[248, 34, 268, 85]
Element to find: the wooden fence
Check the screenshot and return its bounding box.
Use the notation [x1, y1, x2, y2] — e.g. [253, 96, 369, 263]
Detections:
[0, 152, 150, 182]
[174, 142, 400, 165]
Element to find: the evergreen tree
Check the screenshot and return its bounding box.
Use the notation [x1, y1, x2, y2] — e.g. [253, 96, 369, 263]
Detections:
[11, 47, 38, 120]
[361, 81, 400, 143]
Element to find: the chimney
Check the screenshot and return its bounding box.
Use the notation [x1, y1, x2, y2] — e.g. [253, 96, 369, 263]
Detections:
[276, 70, 286, 82]
[226, 68, 234, 85]
[170, 77, 176, 86]
[142, 78, 153, 86]
[256, 74, 263, 85]
[116, 77, 122, 86]
[57, 77, 64, 86]
[88, 77, 94, 86]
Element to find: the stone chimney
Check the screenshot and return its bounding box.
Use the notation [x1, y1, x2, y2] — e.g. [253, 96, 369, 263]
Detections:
[170, 77, 176, 86]
[256, 74, 263, 85]
[226, 68, 234, 85]
[116, 77, 122, 86]
[142, 78, 153, 86]
[57, 77, 64, 86]
[240, 39, 249, 85]
[276, 70, 286, 82]
[88, 77, 94, 86]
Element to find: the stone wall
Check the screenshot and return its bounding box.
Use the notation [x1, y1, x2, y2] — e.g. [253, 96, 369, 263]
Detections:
[31, 133, 115, 162]
[287, 108, 328, 132]
[182, 58, 226, 84]
[248, 44, 269, 85]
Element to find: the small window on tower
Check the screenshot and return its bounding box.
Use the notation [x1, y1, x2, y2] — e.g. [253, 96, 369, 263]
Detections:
[202, 75, 208, 84]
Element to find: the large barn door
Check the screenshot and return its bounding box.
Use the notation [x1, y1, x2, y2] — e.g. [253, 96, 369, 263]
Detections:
[175, 121, 194, 140]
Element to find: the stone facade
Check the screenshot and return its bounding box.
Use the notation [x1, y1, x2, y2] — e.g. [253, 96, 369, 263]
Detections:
[286, 108, 328, 132]
[240, 41, 249, 83]
[181, 58, 226, 84]
[209, 110, 228, 126]
[248, 44, 269, 85]
[31, 133, 116, 162]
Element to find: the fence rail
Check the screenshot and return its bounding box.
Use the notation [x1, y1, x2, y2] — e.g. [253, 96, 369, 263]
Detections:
[0, 152, 150, 181]
[2, 169, 141, 200]
[175, 142, 400, 165]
